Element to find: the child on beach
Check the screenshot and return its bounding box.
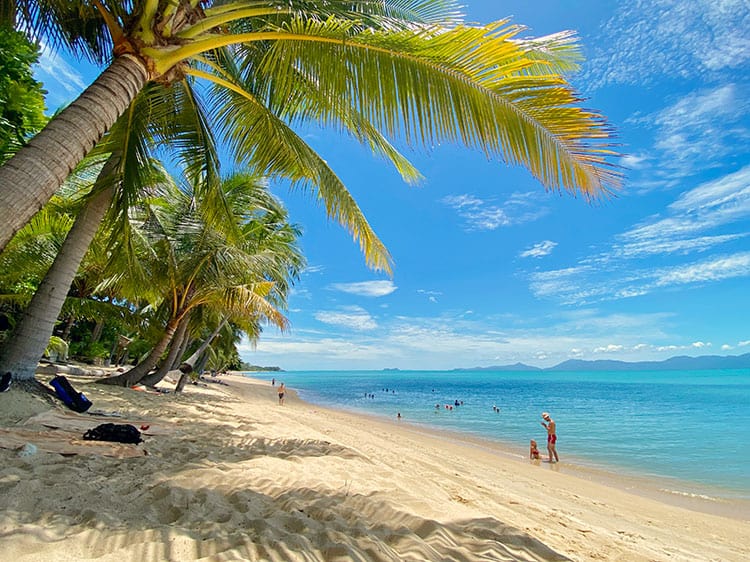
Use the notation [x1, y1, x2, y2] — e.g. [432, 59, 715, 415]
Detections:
[529, 439, 541, 460]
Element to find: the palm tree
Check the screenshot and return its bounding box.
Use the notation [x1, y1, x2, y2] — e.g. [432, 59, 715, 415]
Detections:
[98, 168, 304, 387]
[0, 1, 620, 254]
[0, 74, 222, 380]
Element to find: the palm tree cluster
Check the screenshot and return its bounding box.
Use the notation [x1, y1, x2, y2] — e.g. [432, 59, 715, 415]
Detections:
[0, 1, 620, 387]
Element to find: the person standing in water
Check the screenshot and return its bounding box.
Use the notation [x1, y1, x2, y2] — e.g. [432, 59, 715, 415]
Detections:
[541, 412, 559, 463]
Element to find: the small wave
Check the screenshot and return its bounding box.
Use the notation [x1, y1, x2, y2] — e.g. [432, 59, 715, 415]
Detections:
[658, 488, 723, 502]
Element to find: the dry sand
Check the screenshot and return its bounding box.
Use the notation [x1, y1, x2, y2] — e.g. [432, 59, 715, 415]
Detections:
[1, 373, 748, 561]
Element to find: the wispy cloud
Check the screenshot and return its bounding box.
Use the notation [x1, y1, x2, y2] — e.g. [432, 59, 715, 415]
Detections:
[329, 280, 397, 297]
[584, 0, 750, 88]
[520, 240, 557, 258]
[314, 306, 377, 331]
[532, 251, 750, 304]
[593, 344, 624, 353]
[653, 252, 750, 286]
[650, 85, 750, 177]
[442, 192, 547, 231]
[528, 166, 750, 304]
[417, 289, 442, 303]
[612, 166, 750, 259]
[33, 42, 87, 108]
[247, 309, 722, 369]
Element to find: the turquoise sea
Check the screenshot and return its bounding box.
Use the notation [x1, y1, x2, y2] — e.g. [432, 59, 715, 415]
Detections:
[248, 369, 750, 501]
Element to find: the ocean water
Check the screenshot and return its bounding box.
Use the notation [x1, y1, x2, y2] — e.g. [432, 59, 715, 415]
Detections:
[248, 369, 750, 500]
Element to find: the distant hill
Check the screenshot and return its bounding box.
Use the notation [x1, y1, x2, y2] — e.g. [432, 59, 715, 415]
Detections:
[456, 352, 750, 372]
[241, 363, 283, 372]
[547, 353, 750, 372]
[454, 362, 541, 372]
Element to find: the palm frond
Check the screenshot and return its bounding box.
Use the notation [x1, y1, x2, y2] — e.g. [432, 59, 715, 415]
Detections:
[255, 17, 620, 197]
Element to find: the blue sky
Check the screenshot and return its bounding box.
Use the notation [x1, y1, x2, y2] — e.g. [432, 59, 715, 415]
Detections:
[35, 1, 750, 370]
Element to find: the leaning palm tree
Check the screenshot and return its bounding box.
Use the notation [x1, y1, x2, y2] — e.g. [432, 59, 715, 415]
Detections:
[98, 168, 304, 387]
[0, 75, 221, 381]
[0, 0, 620, 254]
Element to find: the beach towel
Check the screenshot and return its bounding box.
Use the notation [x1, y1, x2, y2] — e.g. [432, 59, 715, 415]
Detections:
[50, 375, 92, 413]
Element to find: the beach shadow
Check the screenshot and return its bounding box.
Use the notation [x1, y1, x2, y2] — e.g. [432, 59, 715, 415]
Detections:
[0, 385, 570, 560]
[0, 470, 570, 561]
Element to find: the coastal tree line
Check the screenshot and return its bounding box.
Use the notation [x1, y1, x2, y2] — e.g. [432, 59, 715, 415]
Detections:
[0, 1, 620, 390]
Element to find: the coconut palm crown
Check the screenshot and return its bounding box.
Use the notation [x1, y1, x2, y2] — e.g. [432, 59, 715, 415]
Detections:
[0, 0, 620, 259]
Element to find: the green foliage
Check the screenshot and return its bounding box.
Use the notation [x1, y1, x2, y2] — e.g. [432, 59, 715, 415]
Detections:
[0, 28, 46, 162]
[44, 335, 68, 360]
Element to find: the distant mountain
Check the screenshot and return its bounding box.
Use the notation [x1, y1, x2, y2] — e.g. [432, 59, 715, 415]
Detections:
[547, 353, 750, 372]
[454, 362, 541, 372]
[455, 353, 750, 372]
[241, 363, 283, 372]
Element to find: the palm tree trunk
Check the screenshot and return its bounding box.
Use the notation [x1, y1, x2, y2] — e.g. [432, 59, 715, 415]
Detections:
[60, 316, 75, 342]
[183, 318, 227, 370]
[0, 176, 117, 380]
[90, 318, 105, 343]
[98, 316, 181, 387]
[0, 54, 148, 253]
[171, 331, 191, 370]
[139, 315, 189, 387]
[174, 318, 227, 394]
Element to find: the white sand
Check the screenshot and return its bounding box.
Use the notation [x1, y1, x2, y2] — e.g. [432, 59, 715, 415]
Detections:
[1, 373, 748, 561]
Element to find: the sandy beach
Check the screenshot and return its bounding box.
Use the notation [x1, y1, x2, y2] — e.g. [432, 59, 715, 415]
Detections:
[1, 373, 748, 562]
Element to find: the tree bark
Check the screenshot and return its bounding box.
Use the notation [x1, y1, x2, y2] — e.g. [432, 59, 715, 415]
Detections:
[0, 54, 148, 253]
[90, 318, 105, 343]
[140, 315, 189, 387]
[60, 316, 75, 342]
[183, 318, 227, 369]
[97, 316, 181, 387]
[171, 331, 191, 370]
[173, 318, 227, 393]
[0, 176, 117, 380]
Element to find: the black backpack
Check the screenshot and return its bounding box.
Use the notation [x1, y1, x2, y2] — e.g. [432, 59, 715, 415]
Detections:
[83, 423, 142, 444]
[50, 375, 93, 413]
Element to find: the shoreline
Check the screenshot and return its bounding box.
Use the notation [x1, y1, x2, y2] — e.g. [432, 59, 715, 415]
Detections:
[246, 375, 750, 521]
[1, 371, 748, 561]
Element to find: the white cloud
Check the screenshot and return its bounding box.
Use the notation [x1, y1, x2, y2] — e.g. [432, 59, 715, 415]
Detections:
[245, 306, 729, 369]
[621, 154, 649, 169]
[417, 289, 442, 302]
[584, 0, 750, 88]
[593, 344, 624, 353]
[691, 341, 711, 348]
[738, 340, 750, 347]
[314, 307, 377, 331]
[520, 240, 557, 258]
[653, 253, 750, 286]
[651, 85, 750, 177]
[330, 280, 397, 297]
[442, 192, 547, 231]
[33, 41, 88, 108]
[303, 264, 325, 274]
[610, 166, 750, 258]
[721, 344, 732, 350]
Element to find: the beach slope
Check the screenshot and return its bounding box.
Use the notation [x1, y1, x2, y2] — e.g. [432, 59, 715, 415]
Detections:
[0, 374, 747, 561]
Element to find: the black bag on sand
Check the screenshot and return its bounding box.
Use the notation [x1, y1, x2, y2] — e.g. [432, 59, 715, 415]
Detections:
[0, 372, 11, 392]
[50, 375, 92, 413]
[83, 423, 142, 444]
